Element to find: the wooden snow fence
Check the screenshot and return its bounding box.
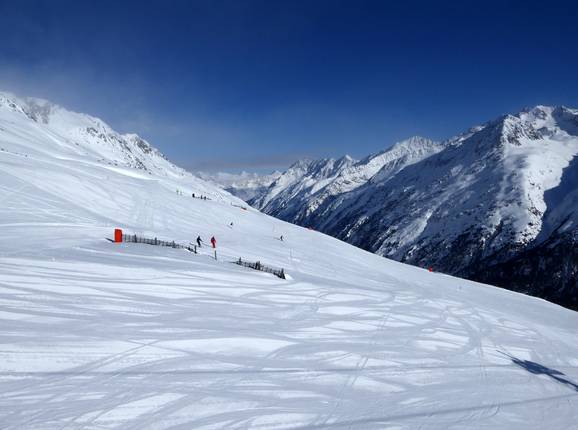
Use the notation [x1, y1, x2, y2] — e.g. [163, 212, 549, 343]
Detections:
[121, 233, 197, 253]
[231, 203, 248, 210]
[116, 232, 285, 279]
[234, 257, 286, 280]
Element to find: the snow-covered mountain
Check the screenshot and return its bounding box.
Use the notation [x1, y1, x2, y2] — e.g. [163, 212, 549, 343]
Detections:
[2, 93, 167, 176]
[2, 92, 578, 428]
[0, 91, 232, 202]
[199, 170, 282, 201]
[238, 106, 578, 310]
[249, 136, 444, 224]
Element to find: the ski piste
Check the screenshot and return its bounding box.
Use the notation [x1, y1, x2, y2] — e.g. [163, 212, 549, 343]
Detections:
[1, 92, 578, 429]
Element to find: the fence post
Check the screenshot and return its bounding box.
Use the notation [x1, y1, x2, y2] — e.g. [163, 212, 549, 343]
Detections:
[194, 245, 197, 254]
[214, 250, 217, 261]
[133, 234, 137, 243]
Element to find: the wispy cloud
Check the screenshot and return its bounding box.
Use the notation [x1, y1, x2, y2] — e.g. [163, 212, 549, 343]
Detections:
[182, 153, 303, 173]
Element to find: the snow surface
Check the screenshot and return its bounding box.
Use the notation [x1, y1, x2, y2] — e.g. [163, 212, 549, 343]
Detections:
[1, 93, 578, 429]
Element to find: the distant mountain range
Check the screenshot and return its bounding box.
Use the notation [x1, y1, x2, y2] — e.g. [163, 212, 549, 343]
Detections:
[212, 106, 578, 310]
[198, 170, 282, 202]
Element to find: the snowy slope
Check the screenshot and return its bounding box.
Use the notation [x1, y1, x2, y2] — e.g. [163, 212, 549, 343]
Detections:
[0, 91, 228, 192]
[1, 94, 578, 429]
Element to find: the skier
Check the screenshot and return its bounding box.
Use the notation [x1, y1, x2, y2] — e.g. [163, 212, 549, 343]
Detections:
[192, 193, 195, 198]
[196, 236, 203, 247]
[210, 236, 216, 248]
[280, 235, 284, 241]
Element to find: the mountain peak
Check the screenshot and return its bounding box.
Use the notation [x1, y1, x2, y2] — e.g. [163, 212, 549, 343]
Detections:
[338, 154, 354, 163]
[520, 104, 554, 114]
[288, 158, 314, 170]
[0, 89, 111, 133]
[0, 90, 186, 177]
[397, 135, 432, 145]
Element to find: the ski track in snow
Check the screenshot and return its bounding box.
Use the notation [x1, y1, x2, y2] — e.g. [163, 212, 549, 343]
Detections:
[1, 244, 577, 430]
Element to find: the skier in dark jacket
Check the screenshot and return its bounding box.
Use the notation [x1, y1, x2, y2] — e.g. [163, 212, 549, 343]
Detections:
[196, 236, 203, 247]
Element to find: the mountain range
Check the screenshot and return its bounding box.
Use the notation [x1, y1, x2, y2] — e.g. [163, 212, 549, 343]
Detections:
[198, 170, 282, 202]
[215, 106, 578, 310]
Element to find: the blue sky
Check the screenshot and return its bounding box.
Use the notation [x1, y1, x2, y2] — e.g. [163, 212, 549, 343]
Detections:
[1, 0, 578, 172]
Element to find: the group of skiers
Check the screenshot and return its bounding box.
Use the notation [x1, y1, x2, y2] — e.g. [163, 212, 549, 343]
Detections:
[192, 193, 209, 200]
[196, 235, 216, 249]
[194, 233, 283, 249]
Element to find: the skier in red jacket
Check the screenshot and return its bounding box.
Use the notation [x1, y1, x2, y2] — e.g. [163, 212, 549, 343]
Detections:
[210, 236, 216, 248]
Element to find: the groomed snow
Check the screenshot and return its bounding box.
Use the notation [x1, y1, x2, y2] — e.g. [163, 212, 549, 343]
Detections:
[1, 95, 578, 429]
